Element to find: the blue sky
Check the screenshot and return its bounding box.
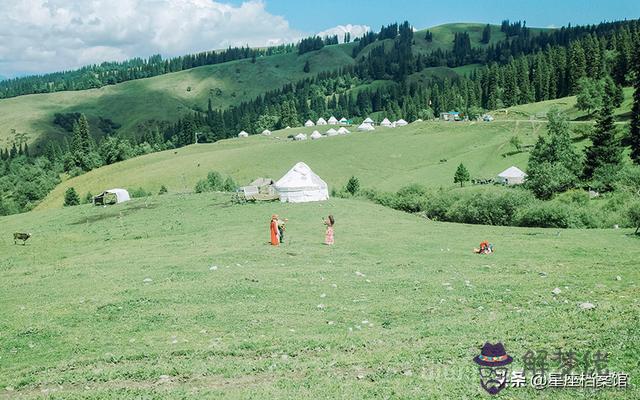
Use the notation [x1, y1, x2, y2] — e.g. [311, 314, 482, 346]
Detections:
[1, 0, 639, 78]
[257, 0, 639, 31]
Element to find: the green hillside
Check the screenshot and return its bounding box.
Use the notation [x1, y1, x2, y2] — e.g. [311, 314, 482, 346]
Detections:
[36, 120, 544, 210]
[0, 45, 355, 150]
[495, 87, 635, 121]
[2, 191, 639, 398]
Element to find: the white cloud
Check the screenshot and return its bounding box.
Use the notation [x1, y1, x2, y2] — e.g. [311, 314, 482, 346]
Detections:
[316, 24, 371, 43]
[0, 0, 304, 77]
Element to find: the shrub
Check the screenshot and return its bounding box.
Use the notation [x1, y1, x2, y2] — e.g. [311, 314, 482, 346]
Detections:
[129, 187, 151, 198]
[516, 202, 574, 228]
[346, 176, 360, 195]
[446, 188, 534, 226]
[158, 185, 168, 195]
[84, 192, 93, 204]
[194, 171, 237, 193]
[64, 187, 80, 207]
[391, 184, 429, 213]
[627, 201, 640, 234]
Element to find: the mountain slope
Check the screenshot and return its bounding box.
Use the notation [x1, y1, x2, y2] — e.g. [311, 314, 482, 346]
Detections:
[0, 45, 355, 150]
[37, 120, 543, 209]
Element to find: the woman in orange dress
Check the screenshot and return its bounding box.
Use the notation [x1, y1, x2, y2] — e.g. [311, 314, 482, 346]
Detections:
[270, 214, 280, 246]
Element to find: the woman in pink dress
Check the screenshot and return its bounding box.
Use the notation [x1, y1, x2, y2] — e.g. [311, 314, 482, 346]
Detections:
[323, 215, 335, 245]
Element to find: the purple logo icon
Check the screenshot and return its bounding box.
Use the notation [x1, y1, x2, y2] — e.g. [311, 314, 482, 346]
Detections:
[474, 342, 513, 395]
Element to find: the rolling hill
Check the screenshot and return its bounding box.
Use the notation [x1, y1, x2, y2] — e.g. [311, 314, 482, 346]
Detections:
[0, 23, 551, 152]
[36, 119, 542, 210]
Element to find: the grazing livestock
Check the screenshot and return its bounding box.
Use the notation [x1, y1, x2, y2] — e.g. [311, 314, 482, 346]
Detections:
[13, 232, 31, 245]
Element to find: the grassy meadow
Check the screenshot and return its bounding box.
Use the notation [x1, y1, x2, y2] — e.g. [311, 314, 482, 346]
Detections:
[35, 120, 545, 210]
[1, 193, 638, 398]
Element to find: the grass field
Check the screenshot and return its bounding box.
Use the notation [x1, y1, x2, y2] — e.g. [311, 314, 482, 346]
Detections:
[36, 120, 548, 210]
[1, 192, 638, 398]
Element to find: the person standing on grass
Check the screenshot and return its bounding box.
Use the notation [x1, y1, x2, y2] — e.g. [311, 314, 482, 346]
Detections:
[270, 214, 280, 246]
[323, 215, 335, 245]
[277, 216, 288, 244]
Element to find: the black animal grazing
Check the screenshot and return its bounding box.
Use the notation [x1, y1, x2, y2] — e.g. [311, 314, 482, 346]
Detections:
[13, 232, 31, 245]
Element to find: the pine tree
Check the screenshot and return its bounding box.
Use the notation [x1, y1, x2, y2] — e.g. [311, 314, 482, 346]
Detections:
[630, 49, 640, 164]
[568, 41, 587, 94]
[583, 81, 622, 180]
[454, 163, 470, 187]
[303, 60, 310, 73]
[64, 187, 80, 207]
[481, 24, 491, 44]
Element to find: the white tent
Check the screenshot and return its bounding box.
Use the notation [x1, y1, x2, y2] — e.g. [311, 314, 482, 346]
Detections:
[285, 126, 291, 129]
[328, 116, 338, 125]
[357, 123, 375, 131]
[363, 117, 374, 124]
[380, 118, 392, 127]
[337, 127, 350, 134]
[261, 129, 271, 135]
[275, 162, 329, 203]
[496, 166, 527, 185]
[294, 133, 307, 141]
[339, 117, 348, 125]
[310, 131, 323, 140]
[238, 130, 249, 138]
[94, 188, 130, 205]
[395, 119, 408, 126]
[316, 118, 327, 125]
[326, 128, 338, 135]
[305, 120, 315, 127]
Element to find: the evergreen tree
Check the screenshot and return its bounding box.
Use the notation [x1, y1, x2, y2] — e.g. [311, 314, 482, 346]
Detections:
[583, 82, 622, 180]
[526, 108, 581, 199]
[481, 24, 491, 44]
[568, 41, 587, 94]
[303, 60, 310, 73]
[346, 176, 360, 195]
[454, 163, 470, 187]
[630, 49, 640, 164]
[64, 187, 80, 207]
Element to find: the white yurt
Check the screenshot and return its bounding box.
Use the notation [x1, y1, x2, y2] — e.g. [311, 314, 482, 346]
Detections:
[328, 116, 338, 125]
[363, 117, 374, 124]
[310, 131, 323, 140]
[380, 118, 392, 127]
[261, 129, 272, 135]
[275, 162, 329, 203]
[93, 188, 130, 206]
[339, 117, 348, 125]
[496, 166, 527, 185]
[337, 127, 350, 134]
[326, 128, 338, 135]
[395, 119, 408, 127]
[304, 120, 315, 127]
[294, 133, 307, 141]
[285, 126, 291, 129]
[357, 123, 375, 131]
[316, 118, 327, 125]
[238, 130, 249, 138]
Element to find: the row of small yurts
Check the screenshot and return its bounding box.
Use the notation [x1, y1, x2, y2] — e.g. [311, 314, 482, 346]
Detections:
[237, 117, 410, 138]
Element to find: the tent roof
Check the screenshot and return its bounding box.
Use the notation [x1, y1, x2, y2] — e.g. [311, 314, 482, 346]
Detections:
[275, 162, 328, 190]
[250, 177, 275, 186]
[381, 118, 391, 124]
[326, 128, 337, 134]
[310, 131, 322, 139]
[261, 129, 271, 135]
[363, 117, 374, 123]
[105, 188, 129, 196]
[498, 166, 527, 178]
[395, 119, 408, 124]
[328, 116, 338, 122]
[339, 117, 348, 121]
[294, 133, 307, 140]
[337, 127, 349, 133]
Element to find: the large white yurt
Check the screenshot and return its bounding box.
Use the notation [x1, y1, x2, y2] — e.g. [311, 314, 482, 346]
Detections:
[275, 162, 329, 203]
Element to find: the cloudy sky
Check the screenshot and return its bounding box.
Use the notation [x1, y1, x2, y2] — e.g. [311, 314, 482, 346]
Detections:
[0, 0, 638, 78]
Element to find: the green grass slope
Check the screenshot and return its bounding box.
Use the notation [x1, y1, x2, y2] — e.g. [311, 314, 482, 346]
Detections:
[0, 45, 355, 150]
[494, 87, 635, 121]
[37, 120, 545, 210]
[1, 193, 638, 398]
